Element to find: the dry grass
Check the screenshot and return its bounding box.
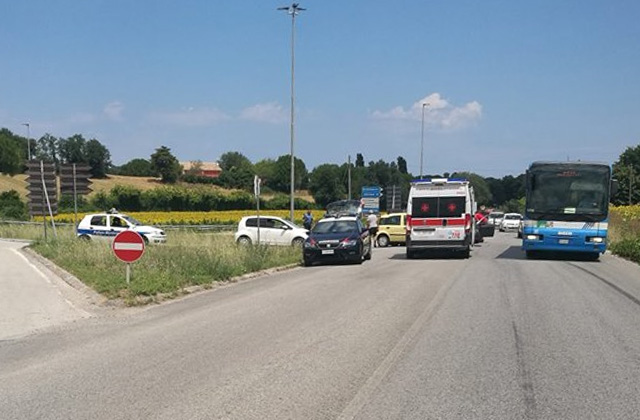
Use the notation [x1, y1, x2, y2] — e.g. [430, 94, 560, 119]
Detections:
[0, 174, 28, 198]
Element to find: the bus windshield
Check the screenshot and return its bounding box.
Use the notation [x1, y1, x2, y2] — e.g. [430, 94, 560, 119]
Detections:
[526, 163, 610, 222]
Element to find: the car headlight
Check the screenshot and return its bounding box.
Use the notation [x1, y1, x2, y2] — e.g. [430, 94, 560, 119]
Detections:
[587, 236, 605, 244]
[304, 239, 317, 248]
[340, 239, 359, 248]
[526, 234, 540, 241]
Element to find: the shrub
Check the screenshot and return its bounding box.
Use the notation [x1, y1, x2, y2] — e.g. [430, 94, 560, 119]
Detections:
[0, 190, 28, 220]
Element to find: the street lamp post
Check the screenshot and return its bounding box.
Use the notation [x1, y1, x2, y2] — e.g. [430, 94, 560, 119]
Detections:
[420, 103, 428, 179]
[22, 122, 31, 161]
[278, 2, 305, 222]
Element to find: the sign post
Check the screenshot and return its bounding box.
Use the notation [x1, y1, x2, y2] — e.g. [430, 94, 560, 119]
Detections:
[254, 175, 262, 245]
[112, 231, 145, 286]
[361, 186, 382, 213]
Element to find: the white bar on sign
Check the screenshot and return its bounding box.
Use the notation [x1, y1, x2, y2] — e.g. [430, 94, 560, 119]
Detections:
[114, 243, 144, 251]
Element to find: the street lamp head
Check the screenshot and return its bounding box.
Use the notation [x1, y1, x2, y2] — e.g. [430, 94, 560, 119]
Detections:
[278, 3, 306, 15]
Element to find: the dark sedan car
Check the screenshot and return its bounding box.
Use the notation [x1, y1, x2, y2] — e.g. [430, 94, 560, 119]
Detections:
[303, 216, 372, 266]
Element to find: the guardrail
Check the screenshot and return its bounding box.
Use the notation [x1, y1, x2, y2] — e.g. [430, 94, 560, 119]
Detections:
[0, 220, 236, 232]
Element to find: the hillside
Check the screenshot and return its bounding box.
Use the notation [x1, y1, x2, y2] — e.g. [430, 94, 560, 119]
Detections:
[0, 173, 315, 202]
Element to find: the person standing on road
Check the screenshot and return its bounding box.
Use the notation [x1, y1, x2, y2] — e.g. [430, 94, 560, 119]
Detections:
[366, 210, 379, 247]
[303, 210, 313, 230]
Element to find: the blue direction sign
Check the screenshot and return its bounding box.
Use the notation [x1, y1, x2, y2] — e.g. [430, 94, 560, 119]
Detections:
[361, 186, 382, 212]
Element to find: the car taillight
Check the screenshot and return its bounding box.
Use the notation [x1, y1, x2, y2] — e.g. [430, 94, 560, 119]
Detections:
[406, 215, 412, 233]
[465, 213, 472, 232]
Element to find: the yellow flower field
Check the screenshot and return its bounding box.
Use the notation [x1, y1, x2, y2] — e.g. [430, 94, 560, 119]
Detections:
[610, 205, 640, 221]
[48, 209, 327, 226]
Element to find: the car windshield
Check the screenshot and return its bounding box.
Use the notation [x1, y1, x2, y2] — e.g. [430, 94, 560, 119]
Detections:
[505, 215, 521, 220]
[312, 220, 359, 234]
[123, 215, 142, 226]
[490, 212, 504, 218]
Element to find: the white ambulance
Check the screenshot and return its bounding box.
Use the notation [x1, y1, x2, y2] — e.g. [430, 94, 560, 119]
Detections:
[405, 178, 476, 258]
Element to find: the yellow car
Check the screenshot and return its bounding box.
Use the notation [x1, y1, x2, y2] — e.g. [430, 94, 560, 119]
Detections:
[376, 213, 407, 247]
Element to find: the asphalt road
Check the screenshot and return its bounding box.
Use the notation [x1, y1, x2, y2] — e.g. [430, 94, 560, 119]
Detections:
[2, 233, 640, 419]
[0, 240, 92, 340]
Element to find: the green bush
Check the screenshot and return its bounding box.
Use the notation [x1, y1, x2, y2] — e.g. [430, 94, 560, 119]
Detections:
[0, 190, 28, 220]
[610, 238, 640, 263]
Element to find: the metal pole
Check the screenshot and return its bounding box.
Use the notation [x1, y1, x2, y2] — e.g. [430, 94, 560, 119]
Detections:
[630, 166, 634, 205]
[22, 123, 31, 161]
[279, 3, 305, 222]
[420, 103, 427, 179]
[289, 8, 296, 223]
[73, 163, 78, 235]
[348, 155, 352, 200]
[126, 263, 131, 286]
[41, 160, 57, 239]
[40, 162, 47, 241]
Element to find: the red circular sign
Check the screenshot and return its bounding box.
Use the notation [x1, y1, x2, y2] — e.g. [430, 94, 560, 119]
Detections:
[112, 231, 145, 263]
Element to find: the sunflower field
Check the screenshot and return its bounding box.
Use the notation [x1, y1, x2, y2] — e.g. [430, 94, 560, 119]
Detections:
[48, 209, 328, 226]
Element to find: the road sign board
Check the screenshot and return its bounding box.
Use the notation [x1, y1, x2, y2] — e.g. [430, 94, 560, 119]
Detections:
[361, 186, 381, 198]
[60, 164, 92, 195]
[112, 231, 145, 263]
[26, 160, 58, 217]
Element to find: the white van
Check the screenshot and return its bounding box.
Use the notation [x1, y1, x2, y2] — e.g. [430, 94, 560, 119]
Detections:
[405, 178, 476, 258]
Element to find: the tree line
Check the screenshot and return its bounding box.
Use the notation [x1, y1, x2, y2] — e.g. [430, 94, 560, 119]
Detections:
[2, 126, 639, 210]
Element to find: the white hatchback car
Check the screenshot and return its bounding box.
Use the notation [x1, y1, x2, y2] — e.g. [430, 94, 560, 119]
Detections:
[235, 216, 308, 246]
[500, 213, 522, 232]
[77, 212, 167, 244]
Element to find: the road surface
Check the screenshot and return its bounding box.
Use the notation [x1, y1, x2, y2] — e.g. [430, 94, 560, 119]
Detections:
[0, 240, 92, 341]
[1, 233, 640, 419]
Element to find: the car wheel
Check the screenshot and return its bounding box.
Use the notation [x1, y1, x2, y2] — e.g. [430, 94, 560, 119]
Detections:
[142, 235, 149, 245]
[364, 243, 372, 260]
[303, 258, 312, 267]
[237, 236, 252, 246]
[462, 248, 471, 258]
[376, 235, 390, 248]
[291, 237, 305, 247]
[406, 249, 416, 259]
[79, 235, 91, 241]
[525, 250, 539, 259]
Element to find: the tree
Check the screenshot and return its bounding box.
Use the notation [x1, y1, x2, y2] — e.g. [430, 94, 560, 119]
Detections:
[85, 139, 112, 178]
[397, 156, 408, 175]
[115, 158, 156, 177]
[150, 146, 182, 183]
[0, 190, 28, 220]
[451, 171, 493, 206]
[35, 134, 60, 171]
[0, 133, 22, 175]
[309, 164, 345, 207]
[612, 144, 640, 205]
[270, 155, 308, 193]
[58, 134, 87, 164]
[218, 151, 253, 172]
[355, 153, 365, 168]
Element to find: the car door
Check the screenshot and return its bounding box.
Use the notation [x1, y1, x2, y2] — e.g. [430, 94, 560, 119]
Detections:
[89, 215, 109, 240]
[108, 215, 130, 238]
[386, 215, 404, 243]
[267, 218, 293, 245]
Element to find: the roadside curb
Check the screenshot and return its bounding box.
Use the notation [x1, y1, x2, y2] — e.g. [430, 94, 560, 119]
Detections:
[20, 246, 109, 308]
[21, 245, 302, 308]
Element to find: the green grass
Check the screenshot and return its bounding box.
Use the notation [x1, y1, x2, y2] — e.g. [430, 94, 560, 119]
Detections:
[0, 222, 75, 241]
[28, 231, 302, 305]
[608, 209, 640, 263]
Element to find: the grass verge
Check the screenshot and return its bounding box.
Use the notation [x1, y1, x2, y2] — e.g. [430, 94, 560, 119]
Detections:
[29, 231, 302, 305]
[609, 206, 640, 264]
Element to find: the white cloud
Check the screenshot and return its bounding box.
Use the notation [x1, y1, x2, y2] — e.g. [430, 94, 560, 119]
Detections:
[372, 93, 482, 130]
[104, 101, 124, 121]
[148, 107, 231, 127]
[240, 102, 287, 124]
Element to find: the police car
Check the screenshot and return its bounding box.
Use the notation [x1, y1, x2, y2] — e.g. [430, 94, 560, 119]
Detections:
[76, 210, 167, 244]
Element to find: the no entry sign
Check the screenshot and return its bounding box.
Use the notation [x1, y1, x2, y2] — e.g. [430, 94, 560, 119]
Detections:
[112, 230, 145, 263]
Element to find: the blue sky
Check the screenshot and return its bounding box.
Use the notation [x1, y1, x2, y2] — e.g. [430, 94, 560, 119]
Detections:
[2, 0, 639, 177]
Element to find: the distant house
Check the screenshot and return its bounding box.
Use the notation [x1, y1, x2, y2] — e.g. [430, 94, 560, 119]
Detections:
[181, 161, 222, 178]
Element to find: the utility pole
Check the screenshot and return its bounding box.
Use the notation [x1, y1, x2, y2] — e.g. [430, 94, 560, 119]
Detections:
[630, 165, 635, 205]
[278, 2, 305, 222]
[420, 103, 428, 179]
[22, 122, 31, 161]
[348, 155, 352, 200]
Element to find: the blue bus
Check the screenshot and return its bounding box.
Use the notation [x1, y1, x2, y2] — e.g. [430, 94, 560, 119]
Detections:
[522, 161, 615, 260]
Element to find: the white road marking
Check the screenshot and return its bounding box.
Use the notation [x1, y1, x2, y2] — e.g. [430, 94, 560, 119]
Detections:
[113, 243, 144, 251]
